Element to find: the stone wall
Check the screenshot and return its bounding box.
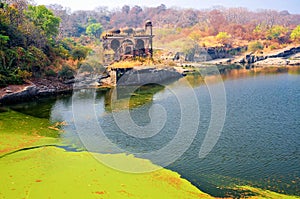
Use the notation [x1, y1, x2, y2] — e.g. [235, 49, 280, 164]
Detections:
[103, 67, 182, 86]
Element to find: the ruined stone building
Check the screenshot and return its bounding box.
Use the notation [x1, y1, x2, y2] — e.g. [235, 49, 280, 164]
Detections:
[102, 20, 154, 65]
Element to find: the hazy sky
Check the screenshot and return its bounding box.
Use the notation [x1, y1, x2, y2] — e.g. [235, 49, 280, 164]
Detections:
[33, 0, 300, 14]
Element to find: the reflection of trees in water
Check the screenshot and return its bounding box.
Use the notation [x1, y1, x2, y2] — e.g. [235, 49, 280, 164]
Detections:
[104, 84, 164, 112]
[8, 96, 71, 119]
[183, 73, 205, 88]
[183, 66, 300, 89]
[288, 67, 300, 75]
[221, 67, 298, 81]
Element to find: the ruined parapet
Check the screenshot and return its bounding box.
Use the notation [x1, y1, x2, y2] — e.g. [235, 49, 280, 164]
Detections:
[102, 20, 154, 64]
[121, 28, 134, 35]
[134, 28, 145, 35]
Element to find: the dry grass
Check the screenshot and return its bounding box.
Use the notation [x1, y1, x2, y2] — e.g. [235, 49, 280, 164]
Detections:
[109, 59, 155, 69]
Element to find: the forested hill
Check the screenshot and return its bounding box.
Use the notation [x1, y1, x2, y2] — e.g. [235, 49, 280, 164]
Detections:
[51, 4, 300, 39]
[1, 0, 300, 87]
[45, 3, 300, 53]
[0, 0, 93, 87]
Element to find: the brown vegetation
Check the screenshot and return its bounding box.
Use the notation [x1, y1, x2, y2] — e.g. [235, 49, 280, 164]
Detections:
[2, 1, 300, 88]
[50, 4, 300, 43]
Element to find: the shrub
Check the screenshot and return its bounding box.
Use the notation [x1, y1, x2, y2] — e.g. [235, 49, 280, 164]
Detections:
[58, 65, 75, 80]
[248, 41, 264, 52]
[53, 44, 70, 59]
[291, 25, 300, 42]
[216, 32, 231, 46]
[17, 69, 32, 80]
[270, 45, 278, 50]
[71, 47, 89, 61]
[0, 72, 24, 87]
[266, 25, 289, 42]
[27, 46, 50, 74]
[45, 69, 57, 77]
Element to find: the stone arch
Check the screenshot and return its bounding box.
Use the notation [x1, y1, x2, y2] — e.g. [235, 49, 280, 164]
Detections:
[136, 39, 146, 56]
[111, 39, 120, 52]
[122, 39, 134, 45]
[136, 39, 145, 50]
[122, 39, 134, 55]
[125, 46, 132, 55]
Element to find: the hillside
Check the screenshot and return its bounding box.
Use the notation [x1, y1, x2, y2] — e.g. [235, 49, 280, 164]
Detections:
[1, 0, 300, 89]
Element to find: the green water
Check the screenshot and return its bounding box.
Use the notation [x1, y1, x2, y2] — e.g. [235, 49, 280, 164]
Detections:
[1, 67, 300, 198]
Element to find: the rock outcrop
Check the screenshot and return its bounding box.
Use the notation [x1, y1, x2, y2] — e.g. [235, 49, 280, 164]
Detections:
[176, 46, 248, 62]
[0, 77, 72, 105]
[234, 46, 300, 66]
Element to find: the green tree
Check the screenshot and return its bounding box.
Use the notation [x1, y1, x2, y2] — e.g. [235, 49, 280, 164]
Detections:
[189, 31, 201, 43]
[71, 47, 89, 61]
[216, 32, 231, 46]
[266, 25, 288, 41]
[0, 34, 9, 47]
[248, 41, 264, 52]
[25, 5, 61, 39]
[86, 23, 103, 38]
[253, 24, 268, 39]
[58, 64, 75, 80]
[290, 25, 300, 42]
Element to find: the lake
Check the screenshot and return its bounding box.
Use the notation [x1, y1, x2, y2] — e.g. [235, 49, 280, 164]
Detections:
[4, 67, 300, 198]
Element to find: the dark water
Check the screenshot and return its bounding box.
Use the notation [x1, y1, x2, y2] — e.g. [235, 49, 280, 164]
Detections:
[8, 69, 300, 197]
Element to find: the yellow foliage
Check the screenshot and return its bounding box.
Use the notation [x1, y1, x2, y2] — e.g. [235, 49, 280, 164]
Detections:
[110, 60, 144, 69]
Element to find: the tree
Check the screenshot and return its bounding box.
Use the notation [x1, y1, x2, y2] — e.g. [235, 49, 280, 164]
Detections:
[128, 5, 144, 28]
[189, 31, 201, 43]
[25, 5, 61, 39]
[266, 25, 288, 42]
[0, 34, 9, 48]
[86, 23, 103, 38]
[71, 47, 89, 61]
[122, 5, 130, 14]
[208, 9, 227, 35]
[248, 41, 264, 52]
[253, 24, 267, 39]
[216, 32, 231, 46]
[291, 25, 300, 42]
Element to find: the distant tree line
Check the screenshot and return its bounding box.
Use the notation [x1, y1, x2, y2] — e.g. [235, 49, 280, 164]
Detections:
[47, 3, 300, 41]
[1, 1, 300, 86]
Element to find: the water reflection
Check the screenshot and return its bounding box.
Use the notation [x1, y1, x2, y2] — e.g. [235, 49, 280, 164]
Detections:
[5, 68, 300, 197]
[104, 84, 164, 112]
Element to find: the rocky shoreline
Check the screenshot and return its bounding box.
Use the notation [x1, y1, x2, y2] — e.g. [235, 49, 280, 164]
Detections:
[200, 45, 300, 66]
[234, 45, 300, 66]
[0, 67, 182, 105]
[2, 45, 300, 105]
[0, 77, 73, 105]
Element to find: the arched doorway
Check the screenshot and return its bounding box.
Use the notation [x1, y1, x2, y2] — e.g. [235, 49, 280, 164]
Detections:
[111, 39, 120, 52]
[135, 39, 145, 56]
[122, 39, 134, 55]
[125, 46, 132, 55]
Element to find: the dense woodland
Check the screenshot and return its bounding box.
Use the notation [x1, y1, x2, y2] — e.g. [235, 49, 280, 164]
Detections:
[1, 0, 300, 86]
[0, 0, 95, 86]
[53, 4, 300, 38]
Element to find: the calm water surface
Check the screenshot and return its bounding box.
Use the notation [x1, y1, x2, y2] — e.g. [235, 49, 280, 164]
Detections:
[8, 69, 300, 197]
